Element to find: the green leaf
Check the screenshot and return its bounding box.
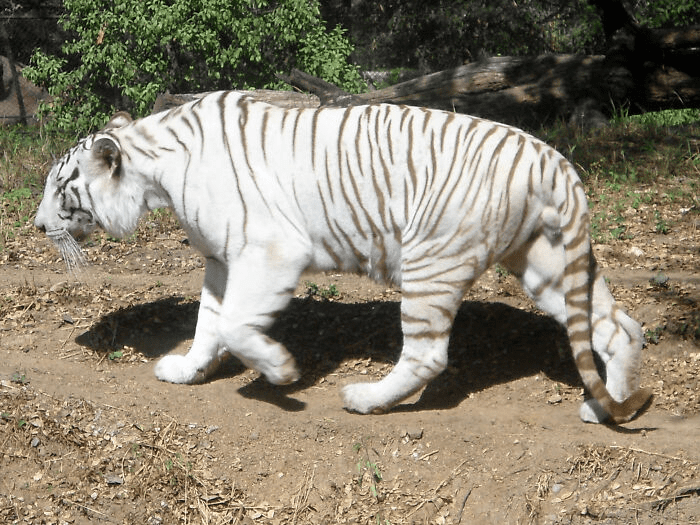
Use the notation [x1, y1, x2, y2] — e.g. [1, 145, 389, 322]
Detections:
[30, 0, 365, 134]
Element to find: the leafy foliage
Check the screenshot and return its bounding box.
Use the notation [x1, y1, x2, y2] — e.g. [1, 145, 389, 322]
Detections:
[324, 0, 700, 72]
[24, 0, 365, 134]
[637, 0, 700, 27]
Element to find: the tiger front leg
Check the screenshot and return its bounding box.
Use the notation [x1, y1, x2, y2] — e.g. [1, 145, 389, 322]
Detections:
[213, 244, 306, 386]
[155, 257, 228, 384]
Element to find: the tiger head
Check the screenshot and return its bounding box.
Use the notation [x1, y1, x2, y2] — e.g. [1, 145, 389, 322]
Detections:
[34, 112, 147, 268]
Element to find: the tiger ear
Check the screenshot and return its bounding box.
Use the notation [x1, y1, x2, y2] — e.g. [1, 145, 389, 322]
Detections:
[93, 137, 122, 176]
[102, 111, 132, 131]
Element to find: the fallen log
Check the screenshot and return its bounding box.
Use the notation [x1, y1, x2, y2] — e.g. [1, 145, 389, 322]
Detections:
[152, 89, 320, 113]
[154, 23, 700, 130]
[285, 56, 619, 128]
[280, 23, 700, 129]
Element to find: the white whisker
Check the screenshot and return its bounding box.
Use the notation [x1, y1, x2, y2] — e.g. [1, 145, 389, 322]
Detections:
[47, 229, 88, 278]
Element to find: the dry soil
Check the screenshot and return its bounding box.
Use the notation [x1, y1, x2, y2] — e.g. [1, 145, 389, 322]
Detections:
[1, 180, 698, 524]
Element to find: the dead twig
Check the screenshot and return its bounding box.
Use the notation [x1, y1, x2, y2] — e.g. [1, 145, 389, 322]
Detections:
[62, 499, 113, 521]
[609, 445, 690, 464]
[650, 485, 700, 511]
[417, 449, 440, 461]
[291, 467, 315, 524]
[456, 487, 473, 524]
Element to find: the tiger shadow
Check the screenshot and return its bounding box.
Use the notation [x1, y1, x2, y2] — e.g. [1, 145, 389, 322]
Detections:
[264, 297, 579, 412]
[76, 295, 581, 412]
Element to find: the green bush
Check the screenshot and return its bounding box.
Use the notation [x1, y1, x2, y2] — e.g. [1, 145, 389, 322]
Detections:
[25, 0, 365, 134]
[638, 0, 700, 27]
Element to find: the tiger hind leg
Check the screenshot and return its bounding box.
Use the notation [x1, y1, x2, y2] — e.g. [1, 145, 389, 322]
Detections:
[501, 233, 645, 423]
[581, 270, 646, 422]
[343, 263, 473, 414]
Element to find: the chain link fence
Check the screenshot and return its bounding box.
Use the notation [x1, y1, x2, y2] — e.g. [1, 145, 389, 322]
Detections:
[1, 1, 63, 124]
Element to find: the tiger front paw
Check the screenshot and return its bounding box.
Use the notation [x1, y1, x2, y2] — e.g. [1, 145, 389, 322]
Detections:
[259, 358, 300, 385]
[154, 354, 207, 384]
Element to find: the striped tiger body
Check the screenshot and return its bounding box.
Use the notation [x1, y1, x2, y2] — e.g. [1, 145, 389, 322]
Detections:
[35, 91, 651, 423]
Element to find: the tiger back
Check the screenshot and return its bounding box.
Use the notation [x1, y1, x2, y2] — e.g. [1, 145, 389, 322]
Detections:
[35, 91, 652, 424]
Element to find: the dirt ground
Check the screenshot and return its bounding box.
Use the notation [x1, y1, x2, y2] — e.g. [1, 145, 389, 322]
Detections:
[1, 178, 698, 524]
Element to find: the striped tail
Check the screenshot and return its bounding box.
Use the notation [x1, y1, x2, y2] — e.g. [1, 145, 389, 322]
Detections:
[562, 178, 652, 424]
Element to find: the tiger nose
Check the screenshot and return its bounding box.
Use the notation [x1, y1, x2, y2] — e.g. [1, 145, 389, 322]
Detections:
[34, 215, 46, 233]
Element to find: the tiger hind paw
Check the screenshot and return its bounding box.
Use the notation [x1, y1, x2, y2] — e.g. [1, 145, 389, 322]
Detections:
[579, 398, 610, 423]
[342, 382, 390, 414]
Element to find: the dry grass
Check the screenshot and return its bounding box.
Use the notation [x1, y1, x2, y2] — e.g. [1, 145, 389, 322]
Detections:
[541, 115, 700, 185]
[3, 378, 698, 524]
[0, 382, 269, 524]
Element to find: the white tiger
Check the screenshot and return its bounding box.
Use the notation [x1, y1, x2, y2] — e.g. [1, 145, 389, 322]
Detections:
[35, 91, 652, 423]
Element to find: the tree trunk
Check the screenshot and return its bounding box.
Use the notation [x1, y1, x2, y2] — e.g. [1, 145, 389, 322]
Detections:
[0, 22, 27, 125]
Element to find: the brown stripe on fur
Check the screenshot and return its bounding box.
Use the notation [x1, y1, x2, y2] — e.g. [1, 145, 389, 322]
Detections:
[337, 226, 369, 268]
[402, 330, 448, 341]
[370, 164, 391, 232]
[401, 313, 430, 325]
[291, 109, 302, 153]
[317, 183, 346, 251]
[565, 296, 590, 311]
[575, 349, 597, 371]
[566, 313, 590, 328]
[338, 155, 368, 240]
[406, 116, 418, 190]
[321, 239, 344, 267]
[564, 251, 591, 275]
[439, 111, 456, 152]
[430, 304, 457, 322]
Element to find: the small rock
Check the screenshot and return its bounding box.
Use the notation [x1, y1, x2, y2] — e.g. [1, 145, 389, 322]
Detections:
[650, 272, 669, 287]
[404, 427, 423, 440]
[547, 394, 562, 404]
[30, 437, 40, 448]
[49, 281, 68, 293]
[104, 474, 123, 485]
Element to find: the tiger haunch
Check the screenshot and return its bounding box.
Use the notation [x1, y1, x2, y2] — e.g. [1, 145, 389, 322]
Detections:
[35, 91, 652, 424]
